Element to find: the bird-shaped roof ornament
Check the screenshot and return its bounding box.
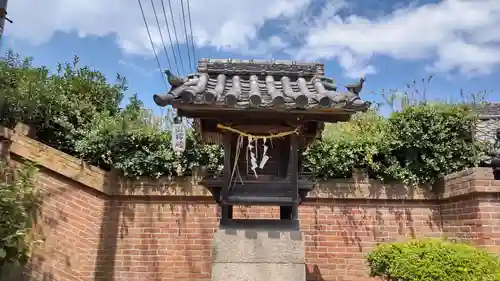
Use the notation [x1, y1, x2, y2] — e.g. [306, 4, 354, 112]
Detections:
[164, 69, 184, 87]
[345, 77, 365, 95]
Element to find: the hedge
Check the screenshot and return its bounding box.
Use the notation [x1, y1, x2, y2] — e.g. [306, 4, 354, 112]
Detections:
[0, 162, 40, 273]
[0, 52, 486, 184]
[366, 239, 500, 281]
[305, 103, 483, 185]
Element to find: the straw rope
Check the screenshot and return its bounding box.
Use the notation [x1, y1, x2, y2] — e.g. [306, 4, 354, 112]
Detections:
[216, 123, 299, 139]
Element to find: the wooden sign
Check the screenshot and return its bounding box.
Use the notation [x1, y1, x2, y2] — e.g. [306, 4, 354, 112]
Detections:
[172, 123, 186, 152]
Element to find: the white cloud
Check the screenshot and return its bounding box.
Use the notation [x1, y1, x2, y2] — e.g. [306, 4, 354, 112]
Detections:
[5, 0, 500, 79]
[118, 59, 155, 77]
[5, 0, 310, 57]
[292, 0, 500, 77]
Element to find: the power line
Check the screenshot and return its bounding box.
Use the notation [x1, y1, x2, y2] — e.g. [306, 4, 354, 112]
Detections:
[160, 0, 180, 74]
[137, 0, 168, 90]
[180, 0, 193, 73]
[166, 0, 185, 74]
[186, 0, 197, 69]
[150, 0, 173, 71]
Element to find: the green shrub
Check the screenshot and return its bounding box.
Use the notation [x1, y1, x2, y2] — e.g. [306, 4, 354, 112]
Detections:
[366, 239, 500, 281]
[0, 51, 125, 154]
[0, 52, 224, 179]
[0, 162, 40, 271]
[304, 103, 482, 185]
[380, 103, 481, 184]
[304, 110, 389, 178]
[0, 52, 484, 182]
[74, 95, 223, 178]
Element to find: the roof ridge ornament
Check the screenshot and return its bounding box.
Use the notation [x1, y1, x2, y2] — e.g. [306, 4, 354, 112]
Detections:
[165, 69, 184, 86]
[345, 77, 365, 95]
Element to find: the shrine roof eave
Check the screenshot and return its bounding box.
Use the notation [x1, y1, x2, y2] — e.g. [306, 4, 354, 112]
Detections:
[174, 104, 368, 123]
[153, 58, 371, 120]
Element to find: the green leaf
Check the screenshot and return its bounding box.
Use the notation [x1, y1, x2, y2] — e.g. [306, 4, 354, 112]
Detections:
[0, 52, 484, 184]
[366, 239, 500, 281]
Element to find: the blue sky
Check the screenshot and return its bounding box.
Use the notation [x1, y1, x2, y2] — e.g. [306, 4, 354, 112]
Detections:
[2, 0, 499, 115]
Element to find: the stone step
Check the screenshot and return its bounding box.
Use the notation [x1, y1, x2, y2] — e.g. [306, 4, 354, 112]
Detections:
[212, 263, 305, 281]
[211, 228, 305, 281]
[212, 228, 304, 263]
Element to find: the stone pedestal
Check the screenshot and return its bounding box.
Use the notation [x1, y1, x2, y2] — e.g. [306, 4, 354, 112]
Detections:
[211, 222, 305, 281]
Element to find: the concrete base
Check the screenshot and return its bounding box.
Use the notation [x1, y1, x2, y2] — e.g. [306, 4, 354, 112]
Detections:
[211, 222, 305, 281]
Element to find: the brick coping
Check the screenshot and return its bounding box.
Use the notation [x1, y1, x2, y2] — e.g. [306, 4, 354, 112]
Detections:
[1, 123, 498, 200]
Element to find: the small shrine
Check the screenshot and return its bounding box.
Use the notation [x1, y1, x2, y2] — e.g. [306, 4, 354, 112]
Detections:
[154, 58, 370, 229]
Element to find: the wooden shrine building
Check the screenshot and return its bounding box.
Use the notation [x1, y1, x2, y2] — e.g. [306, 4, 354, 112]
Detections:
[153, 58, 370, 229]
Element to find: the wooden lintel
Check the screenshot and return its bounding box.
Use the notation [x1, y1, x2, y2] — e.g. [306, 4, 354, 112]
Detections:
[177, 107, 353, 123]
[221, 132, 233, 219]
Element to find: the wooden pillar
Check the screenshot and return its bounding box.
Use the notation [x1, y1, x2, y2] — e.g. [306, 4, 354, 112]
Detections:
[280, 134, 299, 221]
[280, 206, 291, 220]
[290, 133, 299, 220]
[222, 132, 233, 220]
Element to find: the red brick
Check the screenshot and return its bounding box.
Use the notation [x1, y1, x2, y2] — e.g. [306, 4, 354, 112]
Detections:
[4, 132, 500, 281]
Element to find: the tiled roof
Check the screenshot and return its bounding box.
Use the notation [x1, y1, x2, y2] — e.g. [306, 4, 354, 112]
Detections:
[479, 102, 500, 118]
[153, 58, 370, 111]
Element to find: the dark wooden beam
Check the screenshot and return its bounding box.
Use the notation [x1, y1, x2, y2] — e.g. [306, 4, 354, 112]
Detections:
[222, 132, 233, 220]
[176, 107, 355, 123]
[290, 133, 299, 220]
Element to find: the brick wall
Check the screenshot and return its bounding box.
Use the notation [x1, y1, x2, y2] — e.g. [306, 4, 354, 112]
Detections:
[2, 123, 500, 281]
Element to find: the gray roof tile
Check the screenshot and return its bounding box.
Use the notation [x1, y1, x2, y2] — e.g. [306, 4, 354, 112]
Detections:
[479, 102, 500, 118]
[153, 58, 370, 112]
